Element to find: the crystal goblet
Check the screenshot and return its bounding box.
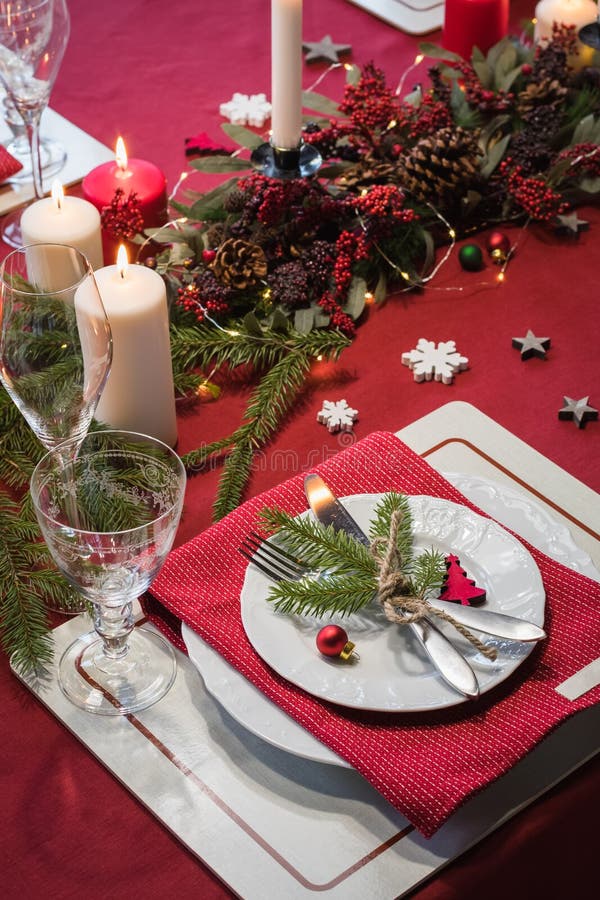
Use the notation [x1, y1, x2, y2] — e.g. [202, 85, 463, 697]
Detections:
[0, 0, 70, 247]
[30, 430, 186, 715]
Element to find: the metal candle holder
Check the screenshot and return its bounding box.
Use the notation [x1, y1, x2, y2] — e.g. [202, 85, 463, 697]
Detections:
[250, 141, 322, 180]
[579, 19, 600, 50]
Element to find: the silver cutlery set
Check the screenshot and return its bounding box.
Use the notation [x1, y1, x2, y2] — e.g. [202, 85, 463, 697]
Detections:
[240, 473, 546, 700]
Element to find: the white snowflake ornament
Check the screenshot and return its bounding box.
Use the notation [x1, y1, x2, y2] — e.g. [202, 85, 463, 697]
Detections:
[317, 399, 358, 433]
[219, 92, 272, 127]
[402, 338, 468, 385]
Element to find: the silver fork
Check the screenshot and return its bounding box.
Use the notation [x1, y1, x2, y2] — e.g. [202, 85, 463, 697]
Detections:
[239, 533, 546, 644]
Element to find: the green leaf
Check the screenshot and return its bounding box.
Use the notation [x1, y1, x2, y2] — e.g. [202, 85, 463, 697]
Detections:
[185, 177, 239, 221]
[493, 43, 518, 87]
[294, 307, 315, 334]
[221, 123, 264, 150]
[578, 175, 600, 194]
[271, 308, 291, 333]
[374, 271, 387, 304]
[243, 312, 264, 337]
[480, 133, 511, 178]
[343, 277, 367, 320]
[302, 90, 340, 117]
[571, 114, 600, 144]
[472, 60, 493, 89]
[498, 63, 523, 93]
[346, 63, 361, 85]
[190, 155, 252, 173]
[419, 41, 463, 62]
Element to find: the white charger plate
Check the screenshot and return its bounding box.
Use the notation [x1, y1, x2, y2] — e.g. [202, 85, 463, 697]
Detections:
[183, 474, 598, 766]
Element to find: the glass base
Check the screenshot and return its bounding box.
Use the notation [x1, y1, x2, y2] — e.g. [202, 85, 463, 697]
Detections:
[4, 135, 67, 183]
[1, 208, 24, 248]
[58, 627, 176, 715]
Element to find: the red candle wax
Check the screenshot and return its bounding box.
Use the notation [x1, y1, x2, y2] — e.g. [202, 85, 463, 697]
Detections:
[442, 0, 509, 60]
[82, 140, 167, 264]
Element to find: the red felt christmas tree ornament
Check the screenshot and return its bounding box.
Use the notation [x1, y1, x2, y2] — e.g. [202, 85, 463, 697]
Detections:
[439, 554, 486, 606]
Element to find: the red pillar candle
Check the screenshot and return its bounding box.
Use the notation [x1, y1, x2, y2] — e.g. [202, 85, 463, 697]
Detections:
[82, 137, 168, 264]
[442, 0, 509, 60]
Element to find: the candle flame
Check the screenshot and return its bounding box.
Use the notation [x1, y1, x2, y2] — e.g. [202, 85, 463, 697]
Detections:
[116, 244, 129, 278]
[51, 179, 64, 210]
[115, 136, 128, 171]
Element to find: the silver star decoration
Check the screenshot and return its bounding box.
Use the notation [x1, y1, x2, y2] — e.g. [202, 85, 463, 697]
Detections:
[303, 35, 351, 64]
[555, 212, 589, 236]
[558, 396, 598, 429]
[512, 329, 551, 360]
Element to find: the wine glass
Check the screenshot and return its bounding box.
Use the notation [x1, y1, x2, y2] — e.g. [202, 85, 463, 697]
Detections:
[30, 430, 186, 715]
[0, 243, 112, 613]
[0, 243, 112, 452]
[0, 0, 70, 247]
[2, 92, 67, 183]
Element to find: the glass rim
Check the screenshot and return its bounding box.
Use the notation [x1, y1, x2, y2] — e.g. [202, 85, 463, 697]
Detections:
[30, 429, 187, 538]
[0, 242, 96, 297]
[0, 0, 52, 18]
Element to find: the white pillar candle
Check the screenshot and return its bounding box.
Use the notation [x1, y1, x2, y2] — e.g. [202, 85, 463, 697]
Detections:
[271, 0, 303, 149]
[21, 182, 103, 287]
[76, 247, 177, 447]
[534, 0, 598, 68]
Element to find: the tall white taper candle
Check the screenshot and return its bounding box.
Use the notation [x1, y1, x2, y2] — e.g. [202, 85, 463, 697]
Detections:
[271, 0, 303, 149]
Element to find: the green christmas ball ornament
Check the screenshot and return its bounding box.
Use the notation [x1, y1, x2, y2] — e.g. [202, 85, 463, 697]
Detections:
[458, 243, 483, 272]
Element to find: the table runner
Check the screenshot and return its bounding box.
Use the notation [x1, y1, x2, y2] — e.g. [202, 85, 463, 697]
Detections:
[145, 431, 600, 836]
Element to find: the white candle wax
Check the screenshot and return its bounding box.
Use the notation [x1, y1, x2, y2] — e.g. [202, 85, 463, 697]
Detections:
[534, 0, 598, 68]
[271, 0, 303, 149]
[21, 195, 103, 284]
[76, 262, 177, 447]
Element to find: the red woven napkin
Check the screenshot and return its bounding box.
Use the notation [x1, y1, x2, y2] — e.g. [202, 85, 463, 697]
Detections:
[0, 145, 23, 183]
[146, 432, 600, 836]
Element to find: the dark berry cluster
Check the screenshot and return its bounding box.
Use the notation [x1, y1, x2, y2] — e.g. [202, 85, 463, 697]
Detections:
[300, 241, 336, 294]
[176, 269, 232, 322]
[267, 261, 310, 308]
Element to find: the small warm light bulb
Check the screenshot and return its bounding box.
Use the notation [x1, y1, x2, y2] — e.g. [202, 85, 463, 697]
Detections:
[364, 291, 374, 304]
[116, 244, 129, 279]
[316, 354, 323, 362]
[415, 53, 424, 64]
[227, 329, 240, 337]
[344, 63, 353, 71]
[51, 179, 64, 210]
[400, 270, 410, 280]
[497, 271, 505, 283]
[115, 136, 128, 172]
[448, 228, 456, 239]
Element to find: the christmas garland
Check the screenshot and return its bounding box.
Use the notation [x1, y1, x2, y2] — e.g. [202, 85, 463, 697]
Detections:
[2, 28, 599, 675]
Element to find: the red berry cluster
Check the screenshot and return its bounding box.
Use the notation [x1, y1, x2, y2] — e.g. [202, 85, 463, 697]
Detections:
[408, 95, 452, 139]
[101, 188, 144, 240]
[339, 62, 400, 132]
[317, 291, 356, 337]
[354, 184, 417, 223]
[500, 160, 569, 222]
[558, 143, 600, 179]
[332, 230, 369, 297]
[448, 61, 514, 113]
[177, 284, 205, 322]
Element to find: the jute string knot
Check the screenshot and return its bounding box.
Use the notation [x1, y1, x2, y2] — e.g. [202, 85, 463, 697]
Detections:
[371, 509, 497, 662]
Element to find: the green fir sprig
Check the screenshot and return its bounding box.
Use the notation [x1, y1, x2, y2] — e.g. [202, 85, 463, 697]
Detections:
[258, 492, 446, 619]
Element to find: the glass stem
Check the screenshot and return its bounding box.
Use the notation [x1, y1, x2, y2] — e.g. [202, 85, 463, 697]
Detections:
[23, 108, 45, 198]
[93, 600, 134, 659]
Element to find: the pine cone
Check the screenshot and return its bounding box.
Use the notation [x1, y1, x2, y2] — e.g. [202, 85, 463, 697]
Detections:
[516, 79, 567, 116]
[337, 159, 399, 192]
[210, 238, 267, 290]
[397, 127, 482, 206]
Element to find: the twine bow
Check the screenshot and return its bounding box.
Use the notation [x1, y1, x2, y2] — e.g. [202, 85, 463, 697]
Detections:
[371, 510, 498, 662]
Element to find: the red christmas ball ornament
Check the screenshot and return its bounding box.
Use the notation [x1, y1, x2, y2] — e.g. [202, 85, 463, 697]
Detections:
[316, 625, 358, 661]
[486, 230, 511, 264]
[202, 248, 216, 264]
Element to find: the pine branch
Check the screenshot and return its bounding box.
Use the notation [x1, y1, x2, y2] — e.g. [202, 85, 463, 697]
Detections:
[259, 508, 377, 578]
[408, 548, 446, 598]
[212, 440, 255, 522]
[267, 572, 376, 618]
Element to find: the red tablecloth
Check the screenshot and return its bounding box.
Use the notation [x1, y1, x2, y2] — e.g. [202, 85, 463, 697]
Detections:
[1, 0, 599, 897]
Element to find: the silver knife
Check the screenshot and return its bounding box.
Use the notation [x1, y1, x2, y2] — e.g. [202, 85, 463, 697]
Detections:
[304, 473, 481, 699]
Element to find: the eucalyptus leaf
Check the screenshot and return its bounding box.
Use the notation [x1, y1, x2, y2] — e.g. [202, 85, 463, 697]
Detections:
[498, 63, 523, 93]
[294, 307, 315, 334]
[346, 64, 361, 85]
[578, 176, 600, 194]
[190, 155, 252, 173]
[419, 41, 463, 62]
[302, 90, 341, 117]
[186, 177, 239, 221]
[480, 133, 511, 178]
[472, 60, 493, 89]
[144, 227, 194, 245]
[419, 229, 435, 276]
[221, 123, 263, 150]
[314, 311, 331, 327]
[403, 87, 423, 108]
[271, 307, 291, 333]
[572, 114, 600, 144]
[494, 44, 517, 84]
[243, 312, 264, 337]
[374, 271, 387, 304]
[343, 277, 367, 320]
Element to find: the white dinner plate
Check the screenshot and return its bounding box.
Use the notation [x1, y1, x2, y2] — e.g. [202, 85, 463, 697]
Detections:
[240, 494, 545, 713]
[183, 474, 598, 766]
